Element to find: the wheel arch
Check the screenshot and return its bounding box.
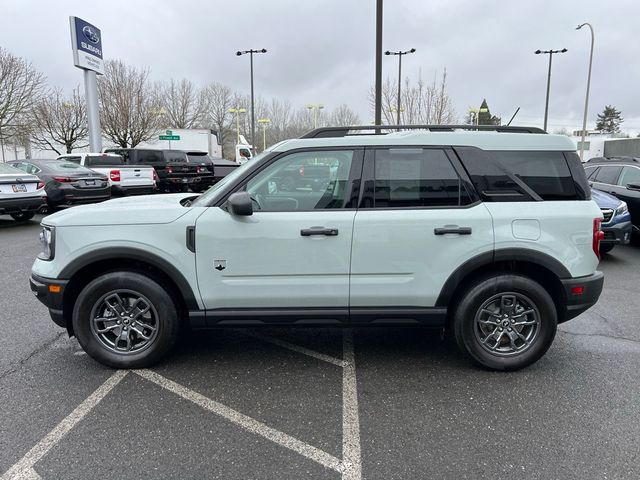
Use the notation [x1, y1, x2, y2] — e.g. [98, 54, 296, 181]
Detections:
[60, 247, 199, 335]
[437, 248, 570, 325]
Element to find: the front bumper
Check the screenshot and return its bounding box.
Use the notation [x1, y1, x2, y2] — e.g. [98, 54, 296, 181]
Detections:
[601, 220, 632, 245]
[29, 273, 68, 328]
[560, 271, 604, 322]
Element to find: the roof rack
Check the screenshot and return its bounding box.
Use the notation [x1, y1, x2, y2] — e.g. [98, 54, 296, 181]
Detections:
[585, 156, 640, 163]
[300, 124, 547, 139]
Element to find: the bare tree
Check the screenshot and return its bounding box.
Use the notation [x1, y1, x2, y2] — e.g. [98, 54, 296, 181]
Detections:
[30, 86, 89, 154]
[0, 47, 46, 160]
[156, 78, 205, 129]
[369, 69, 456, 125]
[98, 59, 163, 148]
[328, 104, 361, 126]
[202, 82, 234, 158]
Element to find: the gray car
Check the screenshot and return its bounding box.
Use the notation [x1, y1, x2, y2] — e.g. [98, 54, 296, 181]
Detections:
[9, 159, 111, 208]
[0, 162, 47, 221]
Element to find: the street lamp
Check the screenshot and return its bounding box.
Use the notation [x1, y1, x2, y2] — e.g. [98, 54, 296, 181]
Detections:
[258, 118, 271, 151]
[306, 104, 324, 129]
[236, 48, 267, 153]
[534, 48, 568, 131]
[576, 23, 594, 160]
[384, 48, 416, 125]
[228, 107, 247, 144]
[468, 107, 489, 126]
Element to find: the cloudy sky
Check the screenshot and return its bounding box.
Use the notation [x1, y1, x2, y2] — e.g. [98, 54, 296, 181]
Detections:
[3, 0, 639, 133]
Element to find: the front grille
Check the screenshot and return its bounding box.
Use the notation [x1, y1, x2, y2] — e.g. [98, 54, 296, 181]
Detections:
[601, 208, 614, 224]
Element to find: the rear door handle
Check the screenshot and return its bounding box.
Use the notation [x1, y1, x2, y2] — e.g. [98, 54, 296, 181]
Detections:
[301, 227, 339, 236]
[434, 226, 472, 235]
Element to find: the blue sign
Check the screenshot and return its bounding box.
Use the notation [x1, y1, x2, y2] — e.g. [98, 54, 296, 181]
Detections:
[69, 16, 104, 74]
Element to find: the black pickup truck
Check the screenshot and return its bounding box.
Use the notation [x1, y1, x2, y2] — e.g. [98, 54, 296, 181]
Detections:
[184, 151, 239, 192]
[104, 148, 206, 192]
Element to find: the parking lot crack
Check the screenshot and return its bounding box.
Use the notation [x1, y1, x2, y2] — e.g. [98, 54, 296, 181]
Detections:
[559, 329, 640, 346]
[0, 332, 66, 382]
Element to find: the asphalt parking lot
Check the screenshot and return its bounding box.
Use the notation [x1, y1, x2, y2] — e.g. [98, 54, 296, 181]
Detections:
[1, 214, 640, 480]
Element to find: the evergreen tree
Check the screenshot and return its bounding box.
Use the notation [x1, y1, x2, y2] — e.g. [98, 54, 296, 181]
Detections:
[466, 99, 501, 125]
[595, 105, 623, 134]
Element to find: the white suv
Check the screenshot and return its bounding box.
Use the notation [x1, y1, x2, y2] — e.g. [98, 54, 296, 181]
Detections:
[30, 125, 604, 371]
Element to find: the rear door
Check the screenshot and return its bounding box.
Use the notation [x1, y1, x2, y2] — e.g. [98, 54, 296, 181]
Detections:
[349, 146, 494, 323]
[591, 165, 622, 195]
[615, 165, 640, 225]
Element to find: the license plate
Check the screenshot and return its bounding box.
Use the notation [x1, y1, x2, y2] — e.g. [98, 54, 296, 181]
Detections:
[85, 179, 96, 186]
[12, 184, 27, 193]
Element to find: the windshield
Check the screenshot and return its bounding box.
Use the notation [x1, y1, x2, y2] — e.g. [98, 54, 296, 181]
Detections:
[190, 151, 270, 206]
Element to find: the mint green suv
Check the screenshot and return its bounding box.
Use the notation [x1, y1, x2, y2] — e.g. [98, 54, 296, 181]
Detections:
[30, 126, 605, 371]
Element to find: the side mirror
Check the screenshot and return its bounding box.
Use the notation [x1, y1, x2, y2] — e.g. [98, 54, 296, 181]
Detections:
[227, 191, 253, 216]
[626, 182, 640, 191]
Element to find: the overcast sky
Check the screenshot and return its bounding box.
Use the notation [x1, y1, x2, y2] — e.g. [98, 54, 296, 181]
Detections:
[3, 0, 639, 133]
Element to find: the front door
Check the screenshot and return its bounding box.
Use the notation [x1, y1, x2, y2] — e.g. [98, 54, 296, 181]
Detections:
[195, 148, 362, 324]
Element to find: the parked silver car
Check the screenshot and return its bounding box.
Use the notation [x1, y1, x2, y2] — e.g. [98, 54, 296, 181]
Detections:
[0, 162, 47, 221]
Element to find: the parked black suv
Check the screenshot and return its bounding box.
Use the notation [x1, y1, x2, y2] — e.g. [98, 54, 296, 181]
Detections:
[104, 148, 204, 192]
[184, 151, 240, 192]
[584, 156, 640, 232]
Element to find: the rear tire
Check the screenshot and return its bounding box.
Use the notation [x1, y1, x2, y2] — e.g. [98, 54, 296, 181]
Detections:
[453, 273, 557, 371]
[10, 211, 35, 221]
[72, 271, 180, 368]
[599, 244, 614, 255]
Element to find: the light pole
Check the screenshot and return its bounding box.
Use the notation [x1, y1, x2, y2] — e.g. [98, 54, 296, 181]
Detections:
[236, 48, 267, 153]
[258, 118, 270, 151]
[385, 48, 416, 125]
[534, 48, 568, 131]
[577, 23, 594, 160]
[228, 107, 246, 144]
[306, 104, 324, 129]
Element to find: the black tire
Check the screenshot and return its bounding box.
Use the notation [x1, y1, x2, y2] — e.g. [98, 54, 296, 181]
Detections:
[72, 271, 181, 368]
[453, 273, 557, 371]
[599, 244, 614, 255]
[10, 211, 35, 221]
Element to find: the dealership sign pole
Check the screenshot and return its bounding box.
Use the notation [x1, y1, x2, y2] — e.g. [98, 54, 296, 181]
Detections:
[69, 17, 104, 152]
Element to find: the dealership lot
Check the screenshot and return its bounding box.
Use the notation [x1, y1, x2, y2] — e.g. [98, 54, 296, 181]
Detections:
[1, 215, 640, 479]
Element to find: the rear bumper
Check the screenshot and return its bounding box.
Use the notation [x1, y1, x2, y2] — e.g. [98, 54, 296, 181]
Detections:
[29, 273, 68, 328]
[0, 196, 47, 214]
[560, 271, 604, 321]
[601, 220, 632, 245]
[111, 185, 157, 196]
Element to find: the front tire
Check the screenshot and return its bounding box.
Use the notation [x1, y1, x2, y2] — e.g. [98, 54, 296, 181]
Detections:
[453, 273, 557, 371]
[10, 211, 35, 221]
[72, 271, 181, 368]
[599, 244, 614, 255]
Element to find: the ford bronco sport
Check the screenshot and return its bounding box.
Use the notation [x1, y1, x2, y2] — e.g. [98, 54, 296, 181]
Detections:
[30, 125, 604, 371]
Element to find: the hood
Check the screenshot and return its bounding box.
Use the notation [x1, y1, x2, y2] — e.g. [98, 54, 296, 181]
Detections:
[43, 193, 198, 227]
[590, 188, 622, 209]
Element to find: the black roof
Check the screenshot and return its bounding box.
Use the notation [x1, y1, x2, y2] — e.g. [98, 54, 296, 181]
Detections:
[300, 124, 547, 139]
[585, 156, 640, 164]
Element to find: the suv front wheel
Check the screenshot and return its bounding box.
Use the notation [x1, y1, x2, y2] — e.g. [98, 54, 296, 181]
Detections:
[72, 271, 181, 368]
[453, 274, 557, 371]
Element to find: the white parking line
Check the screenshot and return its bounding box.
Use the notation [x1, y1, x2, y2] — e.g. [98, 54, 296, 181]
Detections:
[135, 369, 344, 474]
[341, 330, 362, 480]
[244, 331, 345, 367]
[1, 370, 128, 480]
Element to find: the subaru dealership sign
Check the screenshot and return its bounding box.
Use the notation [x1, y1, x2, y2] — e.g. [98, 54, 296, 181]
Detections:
[69, 16, 104, 74]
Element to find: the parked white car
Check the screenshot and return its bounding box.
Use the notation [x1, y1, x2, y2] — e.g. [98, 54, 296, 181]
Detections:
[0, 162, 47, 221]
[57, 153, 157, 196]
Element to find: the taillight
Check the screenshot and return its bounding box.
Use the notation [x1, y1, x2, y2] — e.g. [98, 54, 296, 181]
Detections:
[196, 165, 206, 173]
[299, 166, 305, 176]
[166, 166, 173, 174]
[52, 176, 73, 183]
[593, 218, 605, 259]
[36, 181, 45, 190]
[153, 169, 158, 181]
[109, 170, 121, 182]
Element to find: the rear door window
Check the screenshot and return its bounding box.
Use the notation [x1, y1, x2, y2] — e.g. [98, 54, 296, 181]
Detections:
[136, 151, 163, 164]
[372, 148, 472, 208]
[584, 165, 598, 179]
[593, 166, 622, 185]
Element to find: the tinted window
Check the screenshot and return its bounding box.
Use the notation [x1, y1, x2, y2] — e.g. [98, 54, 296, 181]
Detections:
[85, 155, 124, 166]
[164, 151, 187, 162]
[245, 150, 354, 211]
[584, 166, 598, 179]
[373, 148, 471, 208]
[61, 156, 82, 164]
[617, 166, 640, 186]
[134, 150, 163, 164]
[594, 166, 622, 185]
[489, 151, 577, 201]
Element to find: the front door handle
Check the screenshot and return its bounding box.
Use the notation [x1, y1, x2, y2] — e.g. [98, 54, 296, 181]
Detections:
[434, 226, 472, 235]
[301, 227, 339, 236]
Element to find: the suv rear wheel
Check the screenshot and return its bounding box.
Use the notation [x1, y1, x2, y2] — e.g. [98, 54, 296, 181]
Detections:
[453, 273, 557, 371]
[72, 271, 180, 368]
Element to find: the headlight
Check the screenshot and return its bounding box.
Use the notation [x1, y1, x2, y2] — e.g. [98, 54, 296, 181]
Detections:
[38, 226, 55, 260]
[616, 202, 628, 216]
